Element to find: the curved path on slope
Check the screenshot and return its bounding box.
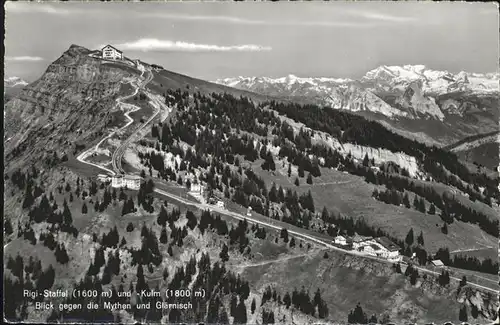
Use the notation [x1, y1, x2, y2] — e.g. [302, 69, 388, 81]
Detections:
[111, 68, 159, 174]
[153, 188, 499, 294]
[77, 62, 155, 176]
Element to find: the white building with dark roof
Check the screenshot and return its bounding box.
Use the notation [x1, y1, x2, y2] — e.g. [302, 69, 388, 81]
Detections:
[375, 237, 401, 261]
[351, 235, 375, 250]
[111, 174, 142, 190]
[333, 235, 347, 246]
[101, 45, 123, 60]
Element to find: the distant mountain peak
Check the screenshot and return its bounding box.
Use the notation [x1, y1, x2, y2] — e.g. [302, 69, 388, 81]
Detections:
[4, 76, 28, 88]
[215, 65, 499, 122]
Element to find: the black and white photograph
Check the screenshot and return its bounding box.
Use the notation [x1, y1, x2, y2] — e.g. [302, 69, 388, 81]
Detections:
[3, 1, 499, 324]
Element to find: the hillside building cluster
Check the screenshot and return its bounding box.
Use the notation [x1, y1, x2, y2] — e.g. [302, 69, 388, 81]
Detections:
[97, 174, 142, 190]
[333, 234, 402, 262]
[188, 182, 225, 209]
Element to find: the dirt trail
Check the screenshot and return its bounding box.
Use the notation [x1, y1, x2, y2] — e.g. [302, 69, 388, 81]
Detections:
[229, 252, 318, 271]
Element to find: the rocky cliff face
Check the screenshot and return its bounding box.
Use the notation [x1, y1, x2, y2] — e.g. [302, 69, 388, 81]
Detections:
[270, 108, 422, 177]
[4, 45, 141, 172]
[313, 132, 421, 177]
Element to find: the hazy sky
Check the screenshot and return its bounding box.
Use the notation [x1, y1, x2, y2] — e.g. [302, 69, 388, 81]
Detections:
[4, 2, 499, 82]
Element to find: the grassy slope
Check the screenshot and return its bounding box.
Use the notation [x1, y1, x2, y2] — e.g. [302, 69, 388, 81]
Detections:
[457, 142, 499, 171]
[4, 164, 331, 323]
[246, 157, 497, 257]
[241, 248, 496, 324]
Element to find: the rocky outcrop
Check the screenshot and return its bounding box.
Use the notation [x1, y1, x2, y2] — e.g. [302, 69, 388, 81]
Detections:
[269, 108, 422, 177]
[313, 132, 421, 177]
[4, 45, 141, 172]
[397, 80, 445, 120]
[456, 287, 499, 320]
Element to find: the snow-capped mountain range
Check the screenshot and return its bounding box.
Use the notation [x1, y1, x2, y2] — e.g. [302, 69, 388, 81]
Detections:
[4, 76, 29, 88]
[215, 65, 499, 121]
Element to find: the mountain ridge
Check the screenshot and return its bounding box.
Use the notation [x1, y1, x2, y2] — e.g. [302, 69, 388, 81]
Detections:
[214, 65, 499, 147]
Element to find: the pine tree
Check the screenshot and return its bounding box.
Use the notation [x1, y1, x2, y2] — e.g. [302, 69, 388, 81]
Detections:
[412, 195, 420, 210]
[62, 199, 72, 225]
[219, 244, 229, 262]
[289, 237, 296, 248]
[410, 269, 419, 285]
[419, 197, 426, 212]
[136, 264, 146, 293]
[230, 295, 238, 316]
[363, 153, 370, 167]
[417, 231, 424, 246]
[55, 244, 69, 264]
[441, 222, 448, 235]
[429, 203, 436, 215]
[294, 177, 300, 186]
[460, 275, 467, 287]
[348, 303, 367, 324]
[459, 305, 468, 322]
[126, 222, 134, 232]
[157, 205, 168, 226]
[280, 228, 289, 243]
[405, 228, 414, 246]
[306, 173, 313, 185]
[186, 210, 197, 230]
[101, 265, 112, 285]
[438, 269, 450, 286]
[298, 164, 304, 178]
[403, 193, 411, 208]
[313, 288, 322, 307]
[235, 299, 247, 324]
[251, 298, 256, 314]
[160, 227, 168, 244]
[288, 163, 292, 177]
[283, 292, 291, 308]
[471, 304, 479, 319]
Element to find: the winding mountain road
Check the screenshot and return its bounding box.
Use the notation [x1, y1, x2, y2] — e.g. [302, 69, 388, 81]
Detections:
[77, 61, 158, 175]
[111, 68, 159, 174]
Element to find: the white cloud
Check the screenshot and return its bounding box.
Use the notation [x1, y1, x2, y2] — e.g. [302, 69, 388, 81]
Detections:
[144, 9, 417, 27]
[144, 13, 373, 28]
[109, 39, 272, 53]
[357, 12, 417, 23]
[5, 2, 72, 15]
[145, 13, 267, 25]
[5, 56, 44, 62]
